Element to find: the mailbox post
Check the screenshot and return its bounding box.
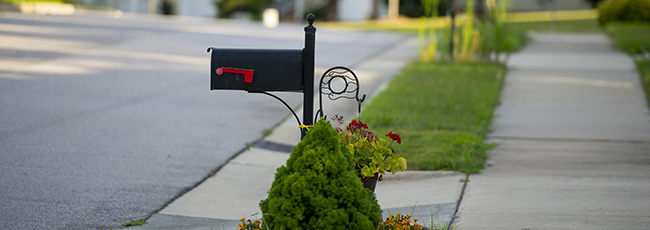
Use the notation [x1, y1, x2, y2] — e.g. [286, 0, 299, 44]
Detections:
[302, 14, 316, 139]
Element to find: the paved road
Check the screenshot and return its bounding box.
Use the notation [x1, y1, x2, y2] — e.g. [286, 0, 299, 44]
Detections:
[0, 12, 407, 230]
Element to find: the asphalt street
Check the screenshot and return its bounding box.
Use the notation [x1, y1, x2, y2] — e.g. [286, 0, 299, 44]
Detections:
[0, 12, 408, 230]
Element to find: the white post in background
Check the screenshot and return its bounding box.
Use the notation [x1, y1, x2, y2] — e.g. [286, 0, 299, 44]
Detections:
[294, 0, 304, 21]
[388, 0, 399, 18]
[148, 0, 157, 14]
[263, 7, 280, 28]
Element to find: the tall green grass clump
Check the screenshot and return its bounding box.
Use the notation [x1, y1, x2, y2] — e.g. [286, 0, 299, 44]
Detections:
[259, 119, 382, 230]
[418, 0, 527, 64]
[478, 0, 528, 64]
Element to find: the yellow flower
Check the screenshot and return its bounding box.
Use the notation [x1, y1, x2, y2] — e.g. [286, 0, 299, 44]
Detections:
[239, 218, 246, 222]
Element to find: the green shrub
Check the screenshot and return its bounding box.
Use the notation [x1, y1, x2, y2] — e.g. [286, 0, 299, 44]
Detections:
[259, 119, 382, 230]
[598, 0, 650, 26]
[216, 0, 272, 20]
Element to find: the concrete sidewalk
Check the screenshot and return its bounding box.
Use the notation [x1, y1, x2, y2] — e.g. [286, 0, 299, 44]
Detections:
[130, 35, 467, 230]
[456, 34, 650, 229]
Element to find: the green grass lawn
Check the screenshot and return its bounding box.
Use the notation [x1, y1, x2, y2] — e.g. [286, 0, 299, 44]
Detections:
[605, 23, 650, 55]
[360, 62, 504, 174]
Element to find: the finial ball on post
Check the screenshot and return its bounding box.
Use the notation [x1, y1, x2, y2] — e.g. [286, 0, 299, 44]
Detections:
[307, 14, 315, 25]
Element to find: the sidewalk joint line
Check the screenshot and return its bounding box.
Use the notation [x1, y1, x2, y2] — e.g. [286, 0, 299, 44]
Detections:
[449, 173, 470, 229]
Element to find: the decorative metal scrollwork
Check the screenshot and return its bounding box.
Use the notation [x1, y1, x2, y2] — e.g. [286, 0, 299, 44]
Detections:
[315, 66, 366, 123]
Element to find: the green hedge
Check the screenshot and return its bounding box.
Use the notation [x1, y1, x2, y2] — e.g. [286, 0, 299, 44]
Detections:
[598, 0, 650, 26]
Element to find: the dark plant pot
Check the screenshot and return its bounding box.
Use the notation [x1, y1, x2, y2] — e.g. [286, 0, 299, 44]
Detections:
[355, 168, 380, 192]
[359, 172, 379, 193]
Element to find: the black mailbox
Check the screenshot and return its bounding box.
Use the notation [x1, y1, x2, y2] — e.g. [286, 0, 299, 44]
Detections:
[210, 48, 303, 92]
[209, 14, 317, 139]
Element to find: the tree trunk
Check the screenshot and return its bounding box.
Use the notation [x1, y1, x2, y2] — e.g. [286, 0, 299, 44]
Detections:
[370, 0, 380, 19]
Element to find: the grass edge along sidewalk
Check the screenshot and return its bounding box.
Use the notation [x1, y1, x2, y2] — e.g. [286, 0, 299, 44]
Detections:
[636, 59, 650, 108]
[360, 62, 505, 174]
[605, 22, 650, 108]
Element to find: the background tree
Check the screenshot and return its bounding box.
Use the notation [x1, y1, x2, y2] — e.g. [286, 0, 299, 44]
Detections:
[584, 0, 605, 8]
[216, 0, 273, 20]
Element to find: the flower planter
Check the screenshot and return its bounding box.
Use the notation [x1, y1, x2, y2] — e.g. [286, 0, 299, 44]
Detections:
[360, 172, 379, 192]
[335, 117, 407, 194]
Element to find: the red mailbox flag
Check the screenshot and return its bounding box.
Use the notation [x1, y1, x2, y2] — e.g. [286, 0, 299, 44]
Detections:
[216, 67, 255, 83]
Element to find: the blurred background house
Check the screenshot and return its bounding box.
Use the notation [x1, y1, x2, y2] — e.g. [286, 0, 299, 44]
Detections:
[76, 0, 216, 17]
[72, 0, 597, 21]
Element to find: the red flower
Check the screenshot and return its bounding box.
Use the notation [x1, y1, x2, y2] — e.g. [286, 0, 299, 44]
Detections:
[347, 119, 369, 132]
[386, 131, 401, 144]
[358, 120, 368, 129]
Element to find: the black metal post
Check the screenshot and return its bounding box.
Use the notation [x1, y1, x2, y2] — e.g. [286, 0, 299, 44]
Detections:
[302, 14, 316, 139]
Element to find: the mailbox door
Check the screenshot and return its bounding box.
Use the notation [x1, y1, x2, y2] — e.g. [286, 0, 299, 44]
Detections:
[210, 48, 303, 92]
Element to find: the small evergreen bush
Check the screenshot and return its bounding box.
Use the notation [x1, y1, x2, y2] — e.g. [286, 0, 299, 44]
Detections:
[259, 119, 382, 230]
[598, 0, 650, 26]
